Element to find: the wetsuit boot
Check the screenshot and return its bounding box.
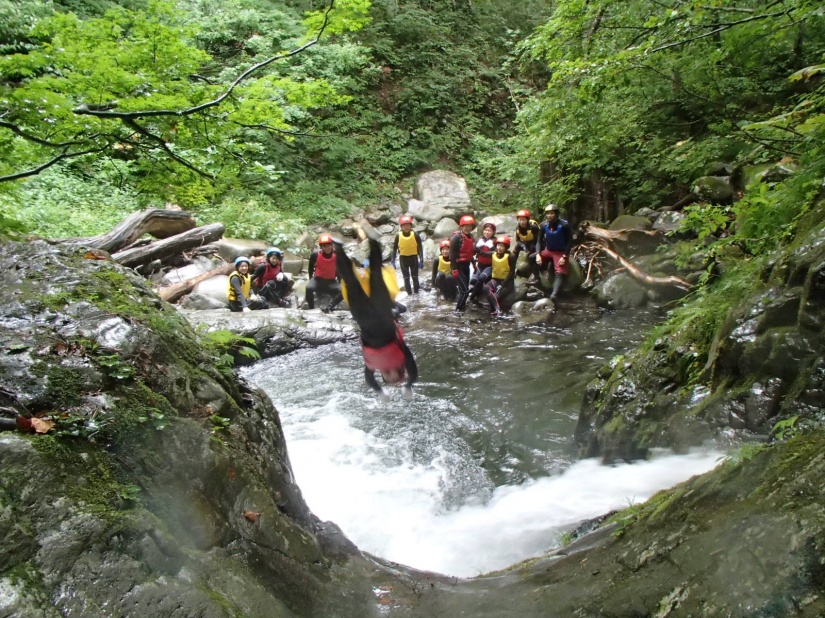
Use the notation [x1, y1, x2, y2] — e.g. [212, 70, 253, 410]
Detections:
[550, 274, 565, 300]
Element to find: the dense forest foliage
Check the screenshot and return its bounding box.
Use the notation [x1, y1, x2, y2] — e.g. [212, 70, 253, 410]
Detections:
[1, 0, 823, 272]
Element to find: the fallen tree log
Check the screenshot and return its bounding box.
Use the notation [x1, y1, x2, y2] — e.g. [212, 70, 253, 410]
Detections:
[595, 244, 694, 292]
[59, 209, 196, 253]
[580, 221, 661, 245]
[112, 223, 225, 268]
[157, 262, 234, 303]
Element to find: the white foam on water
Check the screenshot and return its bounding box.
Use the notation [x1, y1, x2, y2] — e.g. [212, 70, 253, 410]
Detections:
[278, 396, 722, 578]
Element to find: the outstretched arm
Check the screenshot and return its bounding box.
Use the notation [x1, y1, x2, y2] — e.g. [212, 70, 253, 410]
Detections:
[364, 367, 382, 393]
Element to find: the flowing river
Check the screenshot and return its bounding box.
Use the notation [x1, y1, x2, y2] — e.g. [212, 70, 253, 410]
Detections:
[242, 295, 723, 578]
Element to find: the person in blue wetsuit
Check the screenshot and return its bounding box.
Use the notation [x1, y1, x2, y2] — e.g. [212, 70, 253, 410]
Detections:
[536, 203, 573, 301]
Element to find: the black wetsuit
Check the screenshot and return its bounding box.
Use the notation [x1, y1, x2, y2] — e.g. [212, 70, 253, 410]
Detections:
[483, 252, 517, 313]
[335, 239, 418, 394]
[431, 257, 457, 301]
[252, 262, 294, 306]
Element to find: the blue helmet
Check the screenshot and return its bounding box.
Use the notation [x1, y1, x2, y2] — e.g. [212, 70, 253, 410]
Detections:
[234, 256, 251, 267]
[266, 247, 283, 259]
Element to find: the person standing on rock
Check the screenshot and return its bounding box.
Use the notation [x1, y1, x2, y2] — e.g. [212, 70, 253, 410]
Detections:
[513, 209, 541, 282]
[536, 203, 573, 301]
[431, 239, 457, 301]
[227, 257, 268, 312]
[391, 215, 424, 295]
[333, 235, 418, 400]
[306, 234, 343, 311]
[449, 214, 476, 312]
[253, 247, 294, 307]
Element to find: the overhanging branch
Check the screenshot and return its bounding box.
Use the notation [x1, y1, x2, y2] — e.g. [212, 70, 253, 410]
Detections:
[0, 147, 105, 182]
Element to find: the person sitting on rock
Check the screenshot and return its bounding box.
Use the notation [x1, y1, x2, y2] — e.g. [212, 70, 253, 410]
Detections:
[469, 221, 496, 301]
[228, 257, 268, 312]
[391, 215, 424, 295]
[483, 235, 517, 317]
[536, 203, 573, 301]
[513, 209, 541, 282]
[449, 214, 477, 312]
[306, 234, 343, 311]
[253, 247, 294, 307]
[431, 239, 457, 301]
[334, 235, 418, 400]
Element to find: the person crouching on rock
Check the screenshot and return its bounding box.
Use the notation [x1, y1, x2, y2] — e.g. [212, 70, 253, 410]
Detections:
[228, 257, 268, 313]
[334, 236, 418, 400]
[253, 247, 294, 307]
[306, 234, 343, 312]
[432, 239, 457, 301]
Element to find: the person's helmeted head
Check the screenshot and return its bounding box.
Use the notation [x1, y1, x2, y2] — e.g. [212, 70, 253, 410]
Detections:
[266, 247, 283, 265]
[399, 215, 413, 233]
[439, 239, 450, 257]
[459, 214, 476, 235]
[482, 222, 496, 239]
[234, 256, 251, 274]
[495, 235, 510, 255]
[381, 367, 406, 385]
[544, 203, 560, 221]
[516, 209, 531, 228]
[318, 233, 334, 254]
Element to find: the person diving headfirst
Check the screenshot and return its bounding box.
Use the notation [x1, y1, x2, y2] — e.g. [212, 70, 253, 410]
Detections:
[333, 236, 418, 400]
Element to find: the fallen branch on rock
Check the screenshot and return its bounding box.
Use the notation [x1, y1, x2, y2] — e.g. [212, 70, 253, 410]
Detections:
[580, 221, 661, 245]
[59, 208, 196, 253]
[112, 223, 226, 268]
[157, 262, 235, 303]
[595, 245, 694, 291]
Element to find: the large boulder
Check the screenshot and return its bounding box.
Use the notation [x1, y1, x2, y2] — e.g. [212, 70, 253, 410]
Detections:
[691, 175, 734, 203]
[159, 256, 222, 286]
[407, 198, 453, 223]
[432, 217, 459, 239]
[192, 274, 230, 305]
[481, 215, 517, 235]
[413, 170, 472, 218]
[609, 215, 652, 231]
[218, 238, 269, 261]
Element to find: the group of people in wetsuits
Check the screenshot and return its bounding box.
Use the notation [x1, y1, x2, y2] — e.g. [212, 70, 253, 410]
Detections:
[226, 203, 572, 398]
[430, 204, 573, 315]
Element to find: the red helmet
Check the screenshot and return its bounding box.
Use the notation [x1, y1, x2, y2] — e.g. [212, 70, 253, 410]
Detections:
[399, 215, 413, 226]
[482, 221, 497, 233]
[459, 215, 476, 227]
[495, 235, 511, 248]
[318, 233, 333, 245]
[439, 239, 450, 249]
[516, 209, 531, 219]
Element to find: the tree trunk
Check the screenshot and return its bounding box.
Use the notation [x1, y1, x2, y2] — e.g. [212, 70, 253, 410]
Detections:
[580, 221, 661, 245]
[112, 223, 225, 268]
[59, 209, 196, 253]
[157, 262, 234, 303]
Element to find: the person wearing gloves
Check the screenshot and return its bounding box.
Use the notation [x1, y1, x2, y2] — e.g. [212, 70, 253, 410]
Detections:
[391, 215, 424, 295]
[449, 214, 476, 312]
[431, 239, 457, 301]
[227, 257, 268, 312]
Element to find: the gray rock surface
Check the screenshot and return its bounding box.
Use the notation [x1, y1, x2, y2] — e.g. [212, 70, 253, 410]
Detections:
[413, 170, 472, 216]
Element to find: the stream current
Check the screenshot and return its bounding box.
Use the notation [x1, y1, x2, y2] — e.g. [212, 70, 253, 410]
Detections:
[242, 294, 722, 578]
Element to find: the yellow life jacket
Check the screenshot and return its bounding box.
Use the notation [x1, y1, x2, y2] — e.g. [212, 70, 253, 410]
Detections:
[341, 265, 400, 304]
[227, 272, 251, 301]
[492, 252, 512, 280]
[397, 231, 418, 256]
[437, 255, 451, 275]
[515, 220, 539, 243]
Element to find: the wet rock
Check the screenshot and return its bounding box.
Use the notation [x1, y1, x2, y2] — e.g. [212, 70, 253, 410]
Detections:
[413, 170, 472, 217]
[192, 274, 230, 305]
[652, 210, 686, 234]
[217, 238, 268, 261]
[432, 217, 459, 239]
[407, 198, 452, 223]
[609, 215, 652, 231]
[594, 272, 648, 309]
[179, 292, 228, 310]
[692, 175, 734, 203]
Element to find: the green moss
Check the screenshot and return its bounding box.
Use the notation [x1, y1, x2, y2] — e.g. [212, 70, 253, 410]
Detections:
[29, 361, 86, 408]
[30, 436, 137, 520]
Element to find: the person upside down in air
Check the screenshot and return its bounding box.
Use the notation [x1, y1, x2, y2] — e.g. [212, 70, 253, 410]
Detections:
[333, 236, 418, 400]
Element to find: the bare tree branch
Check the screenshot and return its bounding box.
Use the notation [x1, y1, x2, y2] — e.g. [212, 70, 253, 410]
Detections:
[121, 117, 215, 179]
[0, 120, 96, 148]
[0, 147, 105, 182]
[72, 1, 337, 121]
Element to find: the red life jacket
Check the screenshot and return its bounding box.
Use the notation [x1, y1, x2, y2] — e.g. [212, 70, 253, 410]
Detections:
[453, 231, 474, 264]
[257, 262, 282, 286]
[362, 325, 407, 374]
[314, 251, 337, 280]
